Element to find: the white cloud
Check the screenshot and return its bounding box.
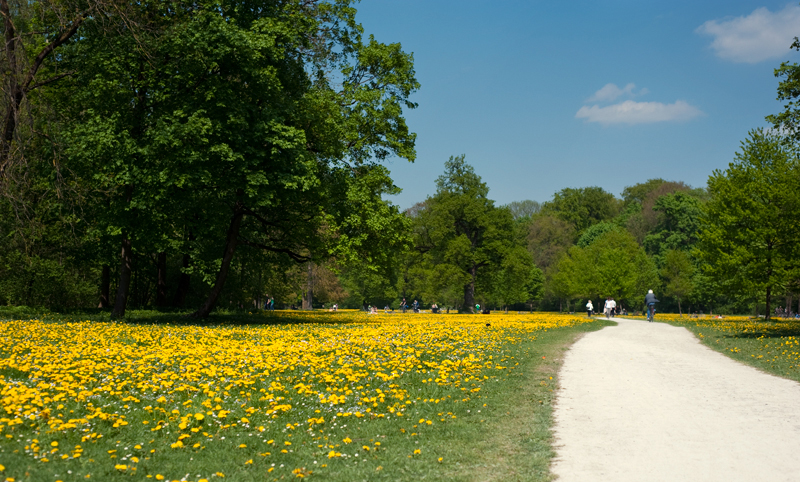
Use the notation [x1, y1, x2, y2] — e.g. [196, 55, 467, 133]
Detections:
[587, 83, 648, 102]
[697, 4, 800, 63]
[575, 100, 703, 125]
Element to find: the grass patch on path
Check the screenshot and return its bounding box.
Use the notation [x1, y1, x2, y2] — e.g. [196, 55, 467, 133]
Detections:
[655, 315, 800, 383]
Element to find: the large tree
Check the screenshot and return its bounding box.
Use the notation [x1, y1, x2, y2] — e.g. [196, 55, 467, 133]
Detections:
[696, 129, 800, 319]
[408, 155, 520, 311]
[767, 36, 800, 140]
[540, 186, 620, 237]
[660, 249, 694, 315]
[55, 0, 418, 317]
[643, 192, 703, 263]
[556, 229, 658, 309]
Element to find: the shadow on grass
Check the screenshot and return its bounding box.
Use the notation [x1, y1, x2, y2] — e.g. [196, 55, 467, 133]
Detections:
[689, 318, 800, 340]
[0, 306, 376, 328]
[720, 327, 800, 339]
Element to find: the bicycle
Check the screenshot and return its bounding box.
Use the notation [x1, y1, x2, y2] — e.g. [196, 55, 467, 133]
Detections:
[646, 303, 656, 322]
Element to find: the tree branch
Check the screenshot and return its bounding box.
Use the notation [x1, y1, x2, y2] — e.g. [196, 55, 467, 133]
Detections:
[238, 237, 311, 263]
[29, 70, 76, 91]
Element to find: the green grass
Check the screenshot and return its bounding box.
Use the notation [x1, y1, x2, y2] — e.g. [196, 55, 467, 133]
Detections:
[0, 313, 612, 482]
[430, 318, 614, 482]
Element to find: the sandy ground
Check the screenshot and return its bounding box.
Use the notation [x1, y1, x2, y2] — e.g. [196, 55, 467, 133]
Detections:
[551, 317, 800, 482]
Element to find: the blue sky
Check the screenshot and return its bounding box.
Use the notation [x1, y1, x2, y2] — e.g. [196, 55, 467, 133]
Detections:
[355, 1, 800, 208]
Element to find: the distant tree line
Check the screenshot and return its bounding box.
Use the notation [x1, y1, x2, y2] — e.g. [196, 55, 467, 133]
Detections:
[3, 4, 800, 318]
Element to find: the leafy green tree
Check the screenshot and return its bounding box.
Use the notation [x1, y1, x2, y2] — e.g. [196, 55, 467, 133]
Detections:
[767, 37, 800, 140]
[526, 214, 575, 270]
[55, 1, 418, 317]
[621, 179, 669, 205]
[622, 181, 693, 245]
[491, 245, 544, 312]
[643, 192, 703, 263]
[546, 262, 577, 312]
[407, 155, 516, 312]
[0, 0, 133, 185]
[540, 186, 621, 236]
[660, 249, 694, 315]
[556, 229, 658, 309]
[577, 221, 621, 248]
[696, 129, 800, 320]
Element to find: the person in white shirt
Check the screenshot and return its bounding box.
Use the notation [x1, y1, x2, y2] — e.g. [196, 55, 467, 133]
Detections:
[586, 300, 594, 317]
[610, 298, 617, 316]
[604, 297, 612, 319]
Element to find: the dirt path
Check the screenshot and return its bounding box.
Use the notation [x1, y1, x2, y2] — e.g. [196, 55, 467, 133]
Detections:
[551, 317, 800, 482]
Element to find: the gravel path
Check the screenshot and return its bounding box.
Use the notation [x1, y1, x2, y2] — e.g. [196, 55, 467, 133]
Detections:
[551, 317, 800, 482]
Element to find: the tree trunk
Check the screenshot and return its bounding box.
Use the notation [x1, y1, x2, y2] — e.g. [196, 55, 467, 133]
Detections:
[303, 262, 313, 310]
[0, 2, 84, 178]
[173, 253, 191, 307]
[111, 236, 133, 318]
[463, 265, 476, 313]
[765, 285, 772, 321]
[191, 205, 243, 318]
[155, 251, 167, 307]
[99, 264, 110, 308]
[0, 0, 22, 176]
[678, 297, 682, 316]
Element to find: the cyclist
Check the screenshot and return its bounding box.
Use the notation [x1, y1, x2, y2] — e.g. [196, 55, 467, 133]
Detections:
[644, 289, 659, 322]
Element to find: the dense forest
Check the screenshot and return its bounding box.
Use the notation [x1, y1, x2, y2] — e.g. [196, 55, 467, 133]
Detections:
[3, 0, 800, 318]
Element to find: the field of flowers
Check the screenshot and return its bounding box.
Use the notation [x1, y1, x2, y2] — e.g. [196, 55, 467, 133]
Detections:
[0, 311, 591, 481]
[626, 313, 800, 382]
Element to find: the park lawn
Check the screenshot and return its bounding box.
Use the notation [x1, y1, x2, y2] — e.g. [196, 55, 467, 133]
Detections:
[0, 311, 611, 482]
[630, 314, 800, 383]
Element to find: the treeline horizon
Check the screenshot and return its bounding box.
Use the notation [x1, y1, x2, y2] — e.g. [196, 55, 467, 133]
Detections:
[3, 1, 800, 318]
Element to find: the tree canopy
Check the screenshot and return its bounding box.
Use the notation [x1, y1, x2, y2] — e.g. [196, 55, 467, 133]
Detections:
[696, 129, 800, 319]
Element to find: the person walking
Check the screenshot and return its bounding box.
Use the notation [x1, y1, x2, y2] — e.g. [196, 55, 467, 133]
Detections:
[603, 297, 612, 319]
[401, 298, 407, 313]
[644, 289, 659, 322]
[475, 303, 481, 314]
[586, 300, 594, 317]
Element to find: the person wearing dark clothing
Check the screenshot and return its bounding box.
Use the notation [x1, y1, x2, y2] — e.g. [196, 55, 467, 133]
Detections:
[644, 290, 659, 322]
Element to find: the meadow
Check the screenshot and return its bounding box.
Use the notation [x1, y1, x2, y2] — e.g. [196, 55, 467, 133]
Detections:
[0, 311, 609, 482]
[626, 313, 800, 383]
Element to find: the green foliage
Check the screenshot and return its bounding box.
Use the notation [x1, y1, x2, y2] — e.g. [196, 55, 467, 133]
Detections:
[696, 129, 800, 319]
[555, 230, 658, 307]
[643, 192, 703, 263]
[577, 221, 621, 248]
[404, 155, 522, 311]
[767, 37, 800, 141]
[526, 215, 575, 271]
[660, 250, 694, 314]
[491, 246, 544, 310]
[540, 186, 621, 237]
[621, 178, 668, 205]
